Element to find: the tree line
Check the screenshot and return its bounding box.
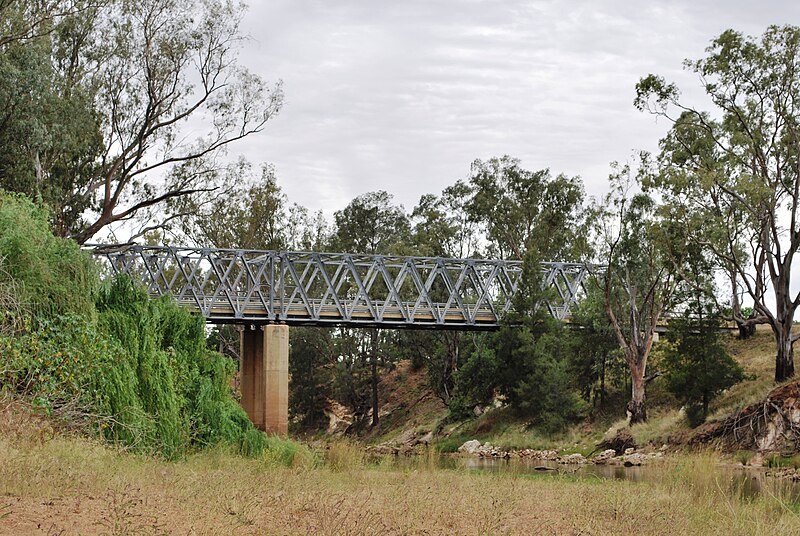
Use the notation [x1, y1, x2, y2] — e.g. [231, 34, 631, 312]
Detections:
[2, 2, 798, 431]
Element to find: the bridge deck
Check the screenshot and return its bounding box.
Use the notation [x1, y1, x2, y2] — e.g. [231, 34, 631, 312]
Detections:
[88, 244, 591, 329]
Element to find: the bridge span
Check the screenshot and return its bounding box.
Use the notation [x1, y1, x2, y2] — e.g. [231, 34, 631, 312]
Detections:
[88, 244, 593, 434]
[88, 244, 591, 329]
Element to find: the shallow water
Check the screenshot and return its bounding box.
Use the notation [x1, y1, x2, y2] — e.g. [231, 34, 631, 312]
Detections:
[374, 454, 800, 503]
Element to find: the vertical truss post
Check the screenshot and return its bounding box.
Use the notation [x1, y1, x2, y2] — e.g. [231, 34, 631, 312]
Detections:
[87, 244, 593, 328]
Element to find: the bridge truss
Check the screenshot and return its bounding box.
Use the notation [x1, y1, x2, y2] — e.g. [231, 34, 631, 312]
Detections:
[88, 244, 592, 329]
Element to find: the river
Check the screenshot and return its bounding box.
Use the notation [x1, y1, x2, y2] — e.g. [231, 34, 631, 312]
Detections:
[373, 454, 800, 503]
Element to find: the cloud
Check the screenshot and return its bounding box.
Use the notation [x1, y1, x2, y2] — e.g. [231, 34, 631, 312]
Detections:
[236, 0, 800, 213]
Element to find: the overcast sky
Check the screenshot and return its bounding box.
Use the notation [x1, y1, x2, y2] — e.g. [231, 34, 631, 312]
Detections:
[233, 0, 800, 215]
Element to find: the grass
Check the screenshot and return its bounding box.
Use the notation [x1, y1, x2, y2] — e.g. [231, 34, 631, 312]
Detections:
[766, 454, 800, 470]
[3, 407, 800, 535]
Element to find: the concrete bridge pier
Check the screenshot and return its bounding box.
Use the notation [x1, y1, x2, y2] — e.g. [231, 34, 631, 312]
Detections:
[239, 324, 289, 435]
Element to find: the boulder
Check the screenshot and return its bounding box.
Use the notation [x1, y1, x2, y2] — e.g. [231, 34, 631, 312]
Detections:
[592, 449, 617, 464]
[458, 439, 482, 454]
[623, 453, 648, 466]
[558, 453, 587, 464]
[520, 449, 558, 460]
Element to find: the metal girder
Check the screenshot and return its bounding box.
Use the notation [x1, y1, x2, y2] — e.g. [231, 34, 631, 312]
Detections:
[87, 244, 591, 329]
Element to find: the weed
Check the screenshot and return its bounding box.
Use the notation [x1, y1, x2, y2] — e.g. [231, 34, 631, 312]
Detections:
[734, 450, 754, 465]
[323, 439, 364, 471]
[98, 487, 168, 536]
[765, 453, 800, 469]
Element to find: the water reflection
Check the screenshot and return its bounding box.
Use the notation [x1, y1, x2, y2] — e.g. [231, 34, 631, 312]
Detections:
[371, 454, 800, 503]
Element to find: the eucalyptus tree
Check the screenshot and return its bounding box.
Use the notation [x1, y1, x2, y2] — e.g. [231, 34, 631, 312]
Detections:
[411, 180, 479, 259]
[594, 161, 682, 424]
[0, 2, 104, 235]
[465, 155, 587, 261]
[0, 0, 99, 48]
[408, 181, 479, 403]
[0, 0, 283, 243]
[333, 190, 410, 255]
[178, 162, 289, 251]
[635, 25, 800, 381]
[461, 157, 589, 427]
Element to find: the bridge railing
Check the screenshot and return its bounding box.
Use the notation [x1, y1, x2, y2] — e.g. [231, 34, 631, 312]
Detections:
[87, 244, 591, 328]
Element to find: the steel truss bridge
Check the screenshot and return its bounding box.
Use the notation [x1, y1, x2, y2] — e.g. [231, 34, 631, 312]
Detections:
[88, 244, 592, 330]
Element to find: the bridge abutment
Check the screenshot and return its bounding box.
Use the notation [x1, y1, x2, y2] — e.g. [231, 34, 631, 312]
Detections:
[239, 325, 288, 435]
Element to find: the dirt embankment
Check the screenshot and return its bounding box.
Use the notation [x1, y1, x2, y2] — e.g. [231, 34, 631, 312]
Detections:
[675, 380, 800, 453]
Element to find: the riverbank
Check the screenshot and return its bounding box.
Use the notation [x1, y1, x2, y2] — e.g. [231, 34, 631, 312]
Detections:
[350, 327, 795, 462]
[2, 412, 800, 535]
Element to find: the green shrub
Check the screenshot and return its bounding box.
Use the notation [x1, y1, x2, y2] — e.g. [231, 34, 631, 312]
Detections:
[662, 300, 745, 426]
[765, 454, 800, 469]
[95, 277, 268, 459]
[0, 191, 96, 320]
[0, 190, 269, 459]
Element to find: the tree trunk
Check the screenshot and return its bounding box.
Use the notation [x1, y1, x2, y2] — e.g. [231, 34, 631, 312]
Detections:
[628, 365, 647, 424]
[775, 330, 795, 383]
[371, 359, 379, 427]
[370, 329, 380, 427]
[442, 331, 460, 403]
[702, 392, 709, 420]
[599, 354, 606, 407]
[737, 321, 756, 340]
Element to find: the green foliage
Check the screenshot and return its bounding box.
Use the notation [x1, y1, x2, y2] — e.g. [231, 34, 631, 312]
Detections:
[662, 301, 745, 426]
[494, 321, 585, 432]
[289, 326, 333, 427]
[0, 191, 268, 459]
[333, 190, 411, 255]
[94, 277, 268, 458]
[451, 347, 499, 413]
[465, 155, 587, 261]
[765, 454, 800, 470]
[0, 191, 96, 319]
[0, 0, 284, 243]
[433, 435, 468, 454]
[447, 247, 588, 431]
[180, 163, 294, 250]
[568, 287, 626, 408]
[637, 25, 800, 382]
[0, 28, 102, 236]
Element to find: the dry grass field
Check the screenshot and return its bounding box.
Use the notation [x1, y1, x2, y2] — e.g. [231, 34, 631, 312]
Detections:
[2, 404, 800, 536]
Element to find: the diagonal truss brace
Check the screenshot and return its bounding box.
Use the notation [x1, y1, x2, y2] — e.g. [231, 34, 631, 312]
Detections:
[87, 244, 592, 329]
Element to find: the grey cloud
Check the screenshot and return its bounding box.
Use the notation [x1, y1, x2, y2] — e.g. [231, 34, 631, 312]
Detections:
[237, 0, 800, 213]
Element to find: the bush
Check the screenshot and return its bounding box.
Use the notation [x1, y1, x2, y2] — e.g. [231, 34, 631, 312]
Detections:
[662, 301, 745, 426]
[493, 321, 585, 433]
[0, 191, 96, 320]
[449, 346, 499, 419]
[0, 190, 268, 459]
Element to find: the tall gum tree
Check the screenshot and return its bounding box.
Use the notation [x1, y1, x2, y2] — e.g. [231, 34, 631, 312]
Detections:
[1, 0, 284, 243]
[636, 25, 800, 382]
[408, 182, 479, 402]
[465, 155, 587, 261]
[594, 161, 681, 424]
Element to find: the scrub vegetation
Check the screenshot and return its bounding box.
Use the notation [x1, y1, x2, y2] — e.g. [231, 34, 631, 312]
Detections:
[0, 192, 268, 458]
